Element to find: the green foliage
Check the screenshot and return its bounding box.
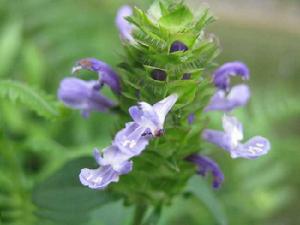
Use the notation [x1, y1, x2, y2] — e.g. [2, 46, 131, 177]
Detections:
[0, 20, 22, 77]
[32, 157, 120, 225]
[0, 80, 61, 120]
[187, 177, 227, 225]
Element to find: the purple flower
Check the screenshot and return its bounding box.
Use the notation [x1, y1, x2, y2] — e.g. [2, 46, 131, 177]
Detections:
[57, 77, 116, 117]
[186, 154, 224, 189]
[113, 122, 151, 156]
[129, 94, 178, 137]
[79, 148, 132, 189]
[202, 115, 271, 159]
[170, 41, 188, 53]
[213, 61, 250, 90]
[72, 58, 121, 94]
[79, 94, 178, 190]
[205, 84, 251, 112]
[115, 5, 134, 43]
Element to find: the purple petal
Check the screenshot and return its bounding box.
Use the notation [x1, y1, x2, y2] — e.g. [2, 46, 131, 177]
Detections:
[222, 114, 243, 145]
[115, 5, 134, 42]
[113, 122, 150, 156]
[232, 136, 271, 159]
[170, 40, 188, 53]
[153, 94, 178, 126]
[57, 77, 115, 116]
[213, 61, 250, 90]
[186, 154, 224, 189]
[72, 58, 121, 94]
[205, 84, 251, 112]
[102, 146, 132, 167]
[202, 129, 232, 152]
[79, 165, 120, 190]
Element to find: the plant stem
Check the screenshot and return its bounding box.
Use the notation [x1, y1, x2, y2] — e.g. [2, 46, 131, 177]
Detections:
[132, 204, 147, 225]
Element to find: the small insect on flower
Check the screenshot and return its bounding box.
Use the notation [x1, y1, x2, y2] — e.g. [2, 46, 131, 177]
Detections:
[213, 61, 250, 91]
[57, 77, 116, 117]
[79, 94, 178, 189]
[205, 84, 251, 112]
[186, 154, 224, 189]
[202, 114, 271, 159]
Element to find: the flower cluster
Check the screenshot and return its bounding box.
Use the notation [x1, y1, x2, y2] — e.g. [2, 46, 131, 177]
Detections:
[187, 62, 271, 188]
[80, 94, 178, 189]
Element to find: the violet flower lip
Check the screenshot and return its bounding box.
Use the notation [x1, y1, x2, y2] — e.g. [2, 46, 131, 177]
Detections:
[213, 61, 250, 90]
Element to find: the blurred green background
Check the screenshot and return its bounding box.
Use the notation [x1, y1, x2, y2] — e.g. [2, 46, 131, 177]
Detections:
[0, 0, 299, 225]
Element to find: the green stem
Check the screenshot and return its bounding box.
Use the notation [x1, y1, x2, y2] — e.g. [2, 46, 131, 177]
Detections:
[132, 204, 147, 225]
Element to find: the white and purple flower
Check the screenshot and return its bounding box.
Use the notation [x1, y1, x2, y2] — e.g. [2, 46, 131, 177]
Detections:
[79, 94, 178, 189]
[202, 115, 271, 159]
[57, 77, 116, 117]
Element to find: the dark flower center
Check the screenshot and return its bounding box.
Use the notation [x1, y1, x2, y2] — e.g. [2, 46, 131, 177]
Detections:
[170, 40, 188, 53]
[151, 69, 167, 81]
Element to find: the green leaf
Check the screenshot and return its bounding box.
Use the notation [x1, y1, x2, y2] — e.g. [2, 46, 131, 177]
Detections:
[186, 177, 227, 225]
[167, 80, 198, 109]
[0, 80, 60, 119]
[32, 157, 120, 224]
[0, 20, 22, 77]
[158, 5, 193, 32]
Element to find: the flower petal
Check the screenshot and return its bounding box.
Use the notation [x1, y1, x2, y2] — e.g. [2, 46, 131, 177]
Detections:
[57, 77, 115, 116]
[79, 165, 120, 189]
[115, 5, 134, 43]
[113, 122, 150, 156]
[153, 94, 178, 126]
[72, 58, 121, 93]
[202, 129, 232, 152]
[205, 84, 250, 112]
[186, 154, 224, 189]
[213, 61, 250, 90]
[222, 114, 243, 148]
[231, 136, 271, 159]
